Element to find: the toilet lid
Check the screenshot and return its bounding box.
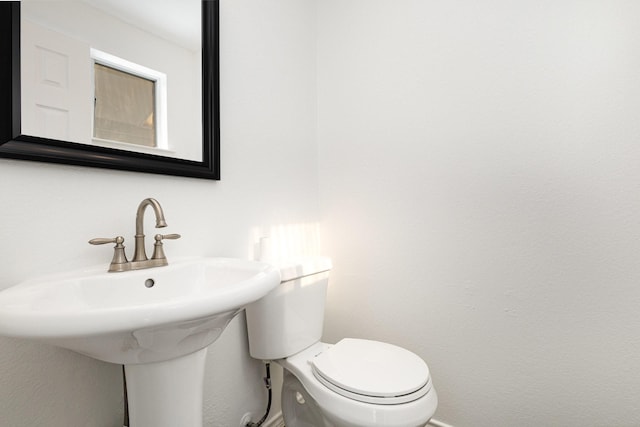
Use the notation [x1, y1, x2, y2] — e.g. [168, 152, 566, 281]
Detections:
[310, 338, 431, 405]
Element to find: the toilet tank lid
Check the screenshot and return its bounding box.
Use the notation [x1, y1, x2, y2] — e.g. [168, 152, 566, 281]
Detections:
[276, 256, 332, 282]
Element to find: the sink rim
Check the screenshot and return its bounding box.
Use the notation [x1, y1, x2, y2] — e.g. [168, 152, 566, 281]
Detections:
[0, 256, 280, 339]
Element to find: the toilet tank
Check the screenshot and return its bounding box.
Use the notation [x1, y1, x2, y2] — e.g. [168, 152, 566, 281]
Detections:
[245, 257, 332, 360]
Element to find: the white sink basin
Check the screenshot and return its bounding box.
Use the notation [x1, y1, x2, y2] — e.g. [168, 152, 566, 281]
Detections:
[0, 257, 280, 364]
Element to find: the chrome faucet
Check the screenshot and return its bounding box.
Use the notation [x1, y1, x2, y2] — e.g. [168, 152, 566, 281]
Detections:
[89, 198, 181, 272]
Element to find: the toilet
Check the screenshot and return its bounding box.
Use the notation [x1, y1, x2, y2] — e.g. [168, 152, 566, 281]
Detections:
[245, 257, 438, 427]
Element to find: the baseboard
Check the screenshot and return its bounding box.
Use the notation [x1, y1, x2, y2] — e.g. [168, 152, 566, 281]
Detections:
[263, 411, 286, 427]
[427, 419, 455, 427]
[264, 411, 452, 427]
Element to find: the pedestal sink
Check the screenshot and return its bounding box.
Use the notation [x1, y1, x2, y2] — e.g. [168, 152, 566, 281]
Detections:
[0, 257, 281, 427]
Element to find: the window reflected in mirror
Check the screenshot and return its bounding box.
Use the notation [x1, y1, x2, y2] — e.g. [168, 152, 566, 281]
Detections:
[93, 63, 157, 148]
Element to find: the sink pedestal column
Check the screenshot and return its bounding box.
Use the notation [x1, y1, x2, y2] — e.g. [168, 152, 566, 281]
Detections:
[125, 348, 208, 427]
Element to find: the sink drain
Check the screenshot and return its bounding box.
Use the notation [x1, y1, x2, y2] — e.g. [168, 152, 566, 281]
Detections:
[144, 278, 155, 288]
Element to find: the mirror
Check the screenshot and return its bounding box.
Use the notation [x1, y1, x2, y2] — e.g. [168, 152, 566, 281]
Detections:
[0, 0, 220, 180]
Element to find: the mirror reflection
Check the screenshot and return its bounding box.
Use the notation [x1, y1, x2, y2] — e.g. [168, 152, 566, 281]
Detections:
[20, 0, 202, 161]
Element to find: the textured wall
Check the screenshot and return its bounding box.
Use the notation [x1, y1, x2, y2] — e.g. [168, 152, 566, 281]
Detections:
[6, 1, 640, 426]
[317, 1, 640, 426]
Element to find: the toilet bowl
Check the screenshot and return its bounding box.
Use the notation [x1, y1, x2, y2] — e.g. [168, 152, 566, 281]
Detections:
[281, 341, 437, 427]
[245, 257, 437, 427]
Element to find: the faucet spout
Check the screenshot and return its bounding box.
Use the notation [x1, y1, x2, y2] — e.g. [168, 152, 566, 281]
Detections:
[133, 198, 167, 262]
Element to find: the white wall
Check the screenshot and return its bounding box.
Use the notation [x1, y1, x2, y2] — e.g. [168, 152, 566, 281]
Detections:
[6, 1, 640, 426]
[317, 1, 640, 426]
[0, 0, 317, 425]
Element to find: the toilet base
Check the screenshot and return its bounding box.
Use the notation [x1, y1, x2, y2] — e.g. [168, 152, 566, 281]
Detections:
[282, 370, 333, 427]
[281, 369, 436, 427]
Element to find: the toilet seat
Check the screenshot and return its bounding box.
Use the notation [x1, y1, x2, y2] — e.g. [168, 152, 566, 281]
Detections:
[310, 338, 432, 405]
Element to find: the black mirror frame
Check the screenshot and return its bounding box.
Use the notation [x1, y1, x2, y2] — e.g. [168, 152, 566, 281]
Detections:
[0, 1, 220, 180]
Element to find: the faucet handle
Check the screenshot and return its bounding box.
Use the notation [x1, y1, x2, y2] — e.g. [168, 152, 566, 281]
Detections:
[89, 236, 129, 271]
[151, 233, 181, 261]
[89, 236, 124, 246]
[158, 234, 181, 241]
